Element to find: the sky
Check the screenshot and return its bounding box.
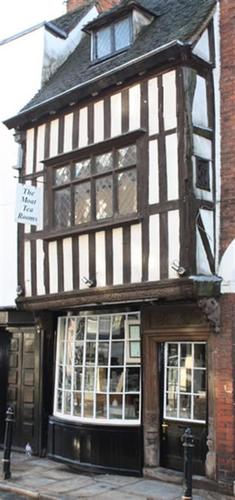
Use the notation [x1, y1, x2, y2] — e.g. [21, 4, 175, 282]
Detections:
[0, 0, 66, 40]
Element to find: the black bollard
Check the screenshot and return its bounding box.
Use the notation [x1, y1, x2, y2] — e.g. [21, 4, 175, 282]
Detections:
[181, 427, 194, 500]
[2, 407, 14, 480]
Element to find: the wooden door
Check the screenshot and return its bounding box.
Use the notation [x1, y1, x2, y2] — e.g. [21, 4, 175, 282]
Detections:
[7, 328, 42, 454]
[160, 342, 207, 475]
[0, 330, 10, 443]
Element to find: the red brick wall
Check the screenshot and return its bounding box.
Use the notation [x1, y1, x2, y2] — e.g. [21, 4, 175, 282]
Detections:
[67, 0, 121, 13]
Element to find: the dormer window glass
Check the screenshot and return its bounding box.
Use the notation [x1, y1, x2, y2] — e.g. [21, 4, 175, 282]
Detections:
[94, 17, 132, 61]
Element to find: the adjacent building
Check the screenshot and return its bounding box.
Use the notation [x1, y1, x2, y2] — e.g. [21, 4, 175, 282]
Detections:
[3, 0, 235, 494]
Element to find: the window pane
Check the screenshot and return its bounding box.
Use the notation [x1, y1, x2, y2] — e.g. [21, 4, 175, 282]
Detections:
[54, 188, 71, 228]
[111, 341, 124, 365]
[112, 315, 125, 339]
[99, 316, 111, 340]
[75, 159, 91, 179]
[98, 342, 109, 365]
[194, 370, 206, 393]
[125, 367, 140, 392]
[76, 318, 85, 340]
[59, 342, 65, 364]
[86, 342, 96, 364]
[84, 393, 94, 417]
[95, 152, 113, 174]
[114, 18, 131, 51]
[179, 394, 191, 419]
[64, 366, 72, 389]
[55, 166, 71, 185]
[96, 26, 111, 58]
[109, 394, 123, 419]
[96, 367, 108, 392]
[167, 344, 178, 367]
[166, 392, 177, 418]
[125, 394, 139, 419]
[84, 367, 95, 391]
[110, 367, 124, 392]
[180, 344, 192, 368]
[180, 368, 191, 392]
[58, 366, 63, 388]
[74, 367, 83, 390]
[128, 324, 140, 340]
[64, 391, 71, 415]
[117, 145, 136, 168]
[87, 317, 97, 340]
[127, 340, 140, 359]
[118, 169, 137, 215]
[194, 344, 206, 368]
[74, 181, 91, 224]
[59, 318, 66, 342]
[57, 390, 62, 412]
[74, 343, 83, 365]
[73, 392, 81, 416]
[194, 393, 206, 421]
[167, 368, 178, 390]
[96, 394, 107, 418]
[96, 176, 113, 220]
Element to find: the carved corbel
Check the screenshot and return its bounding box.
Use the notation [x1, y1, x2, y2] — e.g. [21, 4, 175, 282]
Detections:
[198, 297, 220, 334]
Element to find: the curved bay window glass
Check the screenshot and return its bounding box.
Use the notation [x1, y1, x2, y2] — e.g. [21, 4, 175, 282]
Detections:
[52, 144, 137, 229]
[54, 313, 141, 424]
[164, 342, 206, 423]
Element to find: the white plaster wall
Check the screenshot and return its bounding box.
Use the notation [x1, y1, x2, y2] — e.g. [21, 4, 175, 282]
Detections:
[192, 29, 210, 62]
[0, 27, 44, 306]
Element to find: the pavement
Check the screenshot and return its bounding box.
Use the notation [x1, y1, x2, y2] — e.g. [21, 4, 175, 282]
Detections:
[0, 451, 234, 500]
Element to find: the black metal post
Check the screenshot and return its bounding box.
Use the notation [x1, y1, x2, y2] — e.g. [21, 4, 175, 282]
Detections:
[181, 427, 194, 500]
[2, 407, 14, 480]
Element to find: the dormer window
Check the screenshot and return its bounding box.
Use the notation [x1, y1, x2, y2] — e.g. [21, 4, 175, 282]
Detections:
[94, 17, 132, 60]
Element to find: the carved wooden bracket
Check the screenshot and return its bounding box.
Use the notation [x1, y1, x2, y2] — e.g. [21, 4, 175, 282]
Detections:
[198, 297, 220, 334]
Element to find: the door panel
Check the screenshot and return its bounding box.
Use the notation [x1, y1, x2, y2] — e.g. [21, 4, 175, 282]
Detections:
[160, 342, 207, 475]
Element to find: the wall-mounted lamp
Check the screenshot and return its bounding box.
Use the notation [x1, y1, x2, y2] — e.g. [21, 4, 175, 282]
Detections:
[171, 261, 187, 277]
[81, 276, 96, 288]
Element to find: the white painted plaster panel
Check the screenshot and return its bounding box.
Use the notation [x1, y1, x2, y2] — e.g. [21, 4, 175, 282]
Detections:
[25, 128, 34, 175]
[166, 134, 179, 200]
[168, 210, 180, 279]
[199, 208, 214, 257]
[129, 84, 141, 131]
[148, 77, 159, 135]
[149, 139, 159, 204]
[36, 239, 45, 296]
[193, 135, 212, 160]
[192, 156, 213, 202]
[148, 214, 160, 281]
[49, 119, 59, 157]
[63, 113, 73, 153]
[36, 124, 45, 171]
[113, 227, 123, 285]
[79, 234, 89, 289]
[130, 223, 142, 283]
[219, 240, 235, 293]
[63, 238, 73, 292]
[79, 107, 88, 148]
[193, 29, 210, 62]
[49, 241, 58, 294]
[192, 76, 208, 128]
[196, 228, 211, 275]
[111, 93, 122, 137]
[95, 231, 106, 287]
[163, 71, 177, 130]
[94, 100, 104, 143]
[36, 176, 44, 231]
[24, 241, 32, 297]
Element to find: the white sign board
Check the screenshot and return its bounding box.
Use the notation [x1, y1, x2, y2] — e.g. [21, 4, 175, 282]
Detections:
[15, 183, 42, 226]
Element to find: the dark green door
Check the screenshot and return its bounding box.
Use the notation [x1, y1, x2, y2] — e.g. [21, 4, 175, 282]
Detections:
[0, 329, 10, 443]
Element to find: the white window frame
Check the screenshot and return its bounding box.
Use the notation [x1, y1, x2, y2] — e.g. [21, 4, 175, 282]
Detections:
[54, 312, 141, 426]
[93, 16, 132, 61]
[163, 341, 206, 424]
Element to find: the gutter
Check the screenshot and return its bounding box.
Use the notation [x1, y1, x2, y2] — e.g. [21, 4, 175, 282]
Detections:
[4, 39, 187, 129]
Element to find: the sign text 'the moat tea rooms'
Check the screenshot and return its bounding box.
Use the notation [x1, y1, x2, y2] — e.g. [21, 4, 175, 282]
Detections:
[15, 183, 42, 226]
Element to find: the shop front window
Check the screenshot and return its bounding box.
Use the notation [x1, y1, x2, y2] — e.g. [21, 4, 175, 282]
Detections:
[54, 312, 141, 424]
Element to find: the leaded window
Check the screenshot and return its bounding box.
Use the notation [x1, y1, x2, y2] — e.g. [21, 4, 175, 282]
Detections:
[54, 313, 141, 424]
[94, 17, 132, 61]
[52, 144, 137, 229]
[164, 342, 206, 423]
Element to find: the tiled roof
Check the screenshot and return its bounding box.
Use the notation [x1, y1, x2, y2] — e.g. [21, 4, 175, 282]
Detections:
[51, 1, 95, 34]
[6, 0, 216, 127]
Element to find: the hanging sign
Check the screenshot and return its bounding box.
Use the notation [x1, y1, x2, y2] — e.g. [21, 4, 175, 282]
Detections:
[15, 183, 42, 226]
